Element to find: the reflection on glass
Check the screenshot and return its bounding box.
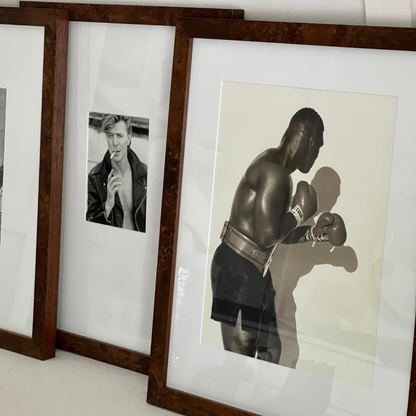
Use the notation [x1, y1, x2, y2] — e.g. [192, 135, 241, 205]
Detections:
[0, 88, 6, 245]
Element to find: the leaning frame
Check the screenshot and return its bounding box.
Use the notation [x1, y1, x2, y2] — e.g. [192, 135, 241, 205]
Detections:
[0, 7, 68, 360]
[20, 1, 243, 375]
[147, 18, 416, 416]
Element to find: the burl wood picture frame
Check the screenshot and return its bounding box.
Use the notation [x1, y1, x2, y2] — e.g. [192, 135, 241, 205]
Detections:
[147, 18, 416, 416]
[19, 2, 243, 375]
[0, 7, 68, 360]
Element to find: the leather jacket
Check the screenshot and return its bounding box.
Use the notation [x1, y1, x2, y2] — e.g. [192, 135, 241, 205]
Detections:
[86, 148, 147, 232]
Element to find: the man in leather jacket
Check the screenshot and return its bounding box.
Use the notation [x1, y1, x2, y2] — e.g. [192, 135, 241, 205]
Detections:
[86, 114, 147, 232]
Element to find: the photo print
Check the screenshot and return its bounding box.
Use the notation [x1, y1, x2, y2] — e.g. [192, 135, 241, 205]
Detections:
[202, 81, 397, 389]
[0, 88, 6, 244]
[86, 112, 149, 233]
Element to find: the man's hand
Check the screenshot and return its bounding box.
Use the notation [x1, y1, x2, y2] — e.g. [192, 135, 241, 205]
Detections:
[290, 181, 318, 227]
[105, 169, 121, 218]
[307, 212, 347, 246]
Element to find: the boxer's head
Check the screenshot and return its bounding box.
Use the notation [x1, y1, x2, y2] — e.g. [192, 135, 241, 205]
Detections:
[282, 108, 324, 173]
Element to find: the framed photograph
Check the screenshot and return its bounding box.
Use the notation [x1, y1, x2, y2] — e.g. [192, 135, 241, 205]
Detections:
[0, 7, 68, 359]
[147, 18, 416, 416]
[20, 1, 243, 374]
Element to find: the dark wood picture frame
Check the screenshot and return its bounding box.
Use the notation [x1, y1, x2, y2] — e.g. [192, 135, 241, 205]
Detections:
[0, 7, 68, 360]
[147, 17, 416, 416]
[19, 1, 243, 375]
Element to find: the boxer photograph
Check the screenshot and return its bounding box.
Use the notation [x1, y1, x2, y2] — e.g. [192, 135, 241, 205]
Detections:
[210, 108, 347, 363]
[202, 81, 396, 387]
[86, 112, 148, 233]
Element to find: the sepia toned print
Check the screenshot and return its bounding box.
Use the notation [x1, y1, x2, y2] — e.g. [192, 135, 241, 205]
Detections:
[202, 81, 397, 389]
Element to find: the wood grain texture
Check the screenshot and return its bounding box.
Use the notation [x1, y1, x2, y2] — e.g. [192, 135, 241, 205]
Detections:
[149, 33, 194, 389]
[177, 17, 416, 51]
[18, 2, 243, 372]
[56, 330, 149, 374]
[0, 7, 68, 360]
[20, 2, 244, 24]
[147, 18, 416, 416]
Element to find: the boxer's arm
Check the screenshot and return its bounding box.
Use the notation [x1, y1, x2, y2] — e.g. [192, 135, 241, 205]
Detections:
[253, 170, 296, 249]
[281, 225, 311, 244]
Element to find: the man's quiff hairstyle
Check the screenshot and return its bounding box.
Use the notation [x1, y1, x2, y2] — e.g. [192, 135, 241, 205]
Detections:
[289, 107, 324, 135]
[102, 114, 133, 136]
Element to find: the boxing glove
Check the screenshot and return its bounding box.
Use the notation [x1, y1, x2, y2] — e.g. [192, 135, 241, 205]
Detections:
[306, 212, 347, 246]
[290, 181, 318, 227]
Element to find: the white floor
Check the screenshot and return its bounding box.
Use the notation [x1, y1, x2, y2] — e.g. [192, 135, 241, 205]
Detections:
[0, 348, 176, 416]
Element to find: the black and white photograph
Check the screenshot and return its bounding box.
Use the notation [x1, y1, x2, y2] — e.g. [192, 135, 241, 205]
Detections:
[0, 88, 6, 245]
[202, 82, 397, 389]
[86, 112, 149, 233]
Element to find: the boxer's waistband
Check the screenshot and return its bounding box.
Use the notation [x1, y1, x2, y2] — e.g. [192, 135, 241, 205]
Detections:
[220, 221, 271, 273]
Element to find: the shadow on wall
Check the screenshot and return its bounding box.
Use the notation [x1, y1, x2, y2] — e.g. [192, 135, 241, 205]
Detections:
[271, 166, 358, 368]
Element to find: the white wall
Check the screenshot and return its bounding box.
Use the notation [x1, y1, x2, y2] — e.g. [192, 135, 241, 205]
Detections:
[2, 0, 416, 34]
[1, 0, 366, 25]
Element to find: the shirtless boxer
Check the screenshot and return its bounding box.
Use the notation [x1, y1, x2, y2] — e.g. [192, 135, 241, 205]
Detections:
[86, 114, 147, 232]
[211, 108, 346, 363]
